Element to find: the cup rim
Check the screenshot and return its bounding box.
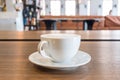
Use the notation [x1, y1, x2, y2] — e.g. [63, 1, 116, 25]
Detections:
[40, 33, 81, 39]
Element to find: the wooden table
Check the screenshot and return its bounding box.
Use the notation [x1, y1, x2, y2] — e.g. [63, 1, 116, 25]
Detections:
[0, 30, 120, 80]
[71, 18, 100, 30]
[40, 18, 68, 30]
[0, 30, 120, 41]
[40, 18, 101, 30]
[0, 41, 120, 80]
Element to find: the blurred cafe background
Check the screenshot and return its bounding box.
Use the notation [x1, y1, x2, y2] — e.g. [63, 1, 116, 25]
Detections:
[0, 0, 120, 31]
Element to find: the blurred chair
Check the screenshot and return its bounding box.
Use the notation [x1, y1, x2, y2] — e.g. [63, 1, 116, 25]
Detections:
[83, 19, 96, 30]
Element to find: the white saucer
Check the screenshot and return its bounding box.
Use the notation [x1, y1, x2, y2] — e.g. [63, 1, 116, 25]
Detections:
[28, 50, 91, 70]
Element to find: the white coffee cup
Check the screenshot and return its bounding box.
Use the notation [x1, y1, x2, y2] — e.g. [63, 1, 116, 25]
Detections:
[38, 33, 81, 63]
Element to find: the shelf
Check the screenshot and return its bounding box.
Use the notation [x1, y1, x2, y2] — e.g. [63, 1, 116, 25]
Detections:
[24, 25, 36, 26]
[24, 4, 35, 7]
[23, 0, 38, 31]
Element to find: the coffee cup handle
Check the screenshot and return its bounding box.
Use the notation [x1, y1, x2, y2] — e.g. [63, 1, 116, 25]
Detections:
[38, 41, 53, 60]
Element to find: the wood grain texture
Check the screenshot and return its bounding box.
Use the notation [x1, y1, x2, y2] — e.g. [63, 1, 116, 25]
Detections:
[0, 30, 120, 41]
[0, 41, 120, 80]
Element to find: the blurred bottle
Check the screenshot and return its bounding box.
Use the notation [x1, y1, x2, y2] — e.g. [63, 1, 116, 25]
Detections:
[2, 3, 6, 11]
[31, 12, 36, 25]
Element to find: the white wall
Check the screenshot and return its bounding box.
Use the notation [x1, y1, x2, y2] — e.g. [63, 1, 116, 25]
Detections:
[0, 12, 24, 31]
[79, 4, 88, 15]
[90, 0, 104, 15]
[112, 0, 118, 15]
[61, 0, 65, 15]
[118, 0, 120, 15]
[6, 0, 15, 11]
[90, 0, 100, 15]
[97, 0, 103, 16]
[45, 0, 51, 15]
[0, 0, 24, 31]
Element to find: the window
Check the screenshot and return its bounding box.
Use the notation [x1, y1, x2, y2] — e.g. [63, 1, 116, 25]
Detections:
[39, 0, 118, 16]
[65, 0, 76, 15]
[50, 0, 60, 15]
[102, 0, 112, 16]
[87, 0, 90, 15]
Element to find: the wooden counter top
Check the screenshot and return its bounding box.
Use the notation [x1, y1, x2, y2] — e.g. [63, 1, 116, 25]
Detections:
[0, 30, 120, 41]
